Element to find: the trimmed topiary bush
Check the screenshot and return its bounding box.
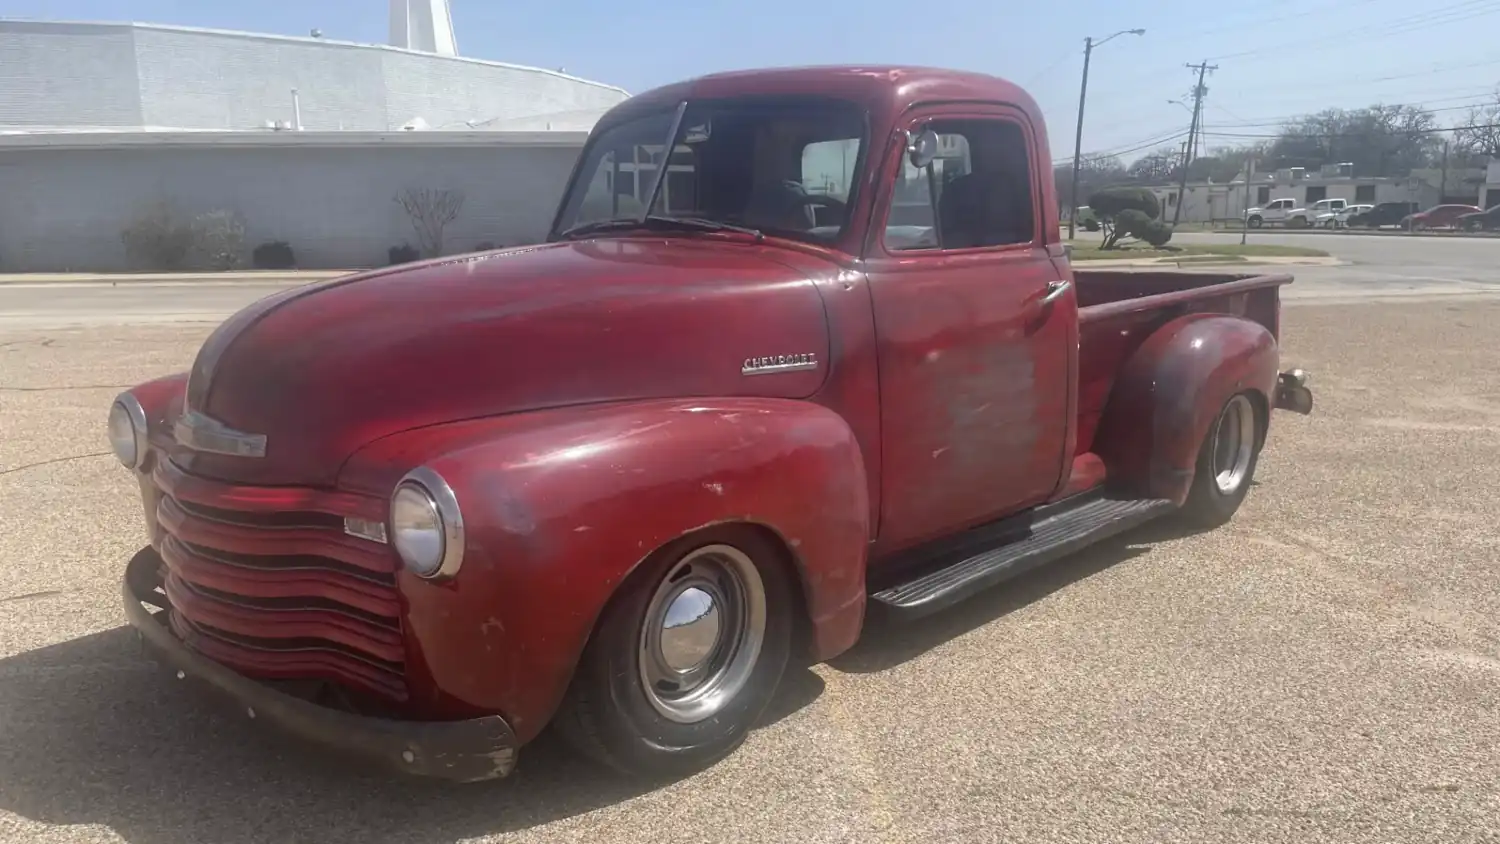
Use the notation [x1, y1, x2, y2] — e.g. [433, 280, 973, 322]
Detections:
[1137, 220, 1174, 247]
[1088, 186, 1161, 221]
[1088, 187, 1164, 249]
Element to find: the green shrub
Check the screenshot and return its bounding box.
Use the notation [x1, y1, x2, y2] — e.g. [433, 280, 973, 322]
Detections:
[120, 202, 246, 270]
[388, 244, 420, 265]
[121, 201, 194, 270]
[189, 211, 246, 271]
[252, 241, 296, 270]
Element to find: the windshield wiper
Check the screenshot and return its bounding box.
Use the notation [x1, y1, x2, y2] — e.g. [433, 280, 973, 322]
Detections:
[559, 215, 763, 241]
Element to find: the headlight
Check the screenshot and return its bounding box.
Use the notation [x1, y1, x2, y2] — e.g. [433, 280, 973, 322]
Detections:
[108, 393, 148, 470]
[390, 467, 464, 579]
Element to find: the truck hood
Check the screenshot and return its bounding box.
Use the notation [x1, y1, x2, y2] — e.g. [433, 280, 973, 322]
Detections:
[176, 238, 834, 487]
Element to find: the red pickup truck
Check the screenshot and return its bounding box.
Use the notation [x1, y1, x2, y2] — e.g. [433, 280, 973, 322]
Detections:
[111, 65, 1313, 782]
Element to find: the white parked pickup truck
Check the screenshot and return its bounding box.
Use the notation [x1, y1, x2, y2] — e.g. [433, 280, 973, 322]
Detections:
[1246, 197, 1346, 228]
[1319, 203, 1371, 228]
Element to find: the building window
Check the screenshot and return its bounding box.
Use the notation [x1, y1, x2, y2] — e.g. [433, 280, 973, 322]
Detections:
[1168, 192, 1177, 206]
[1257, 186, 1270, 204]
[1355, 184, 1376, 203]
[1306, 185, 1327, 204]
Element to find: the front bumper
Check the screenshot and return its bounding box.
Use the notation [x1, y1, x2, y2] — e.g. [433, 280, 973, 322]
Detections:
[122, 546, 518, 783]
[1274, 369, 1314, 415]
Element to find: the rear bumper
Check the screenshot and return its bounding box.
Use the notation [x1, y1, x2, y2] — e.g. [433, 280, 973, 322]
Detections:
[1274, 369, 1314, 415]
[122, 546, 518, 783]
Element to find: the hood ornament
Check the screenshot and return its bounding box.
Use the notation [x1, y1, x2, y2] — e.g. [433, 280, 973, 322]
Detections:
[174, 410, 268, 458]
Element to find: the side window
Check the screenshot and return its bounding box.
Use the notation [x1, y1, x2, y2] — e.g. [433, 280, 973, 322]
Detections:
[886, 118, 1036, 252]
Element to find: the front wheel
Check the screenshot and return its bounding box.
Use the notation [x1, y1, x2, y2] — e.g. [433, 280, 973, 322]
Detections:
[554, 527, 794, 778]
[1247, 216, 1263, 229]
[1179, 392, 1263, 528]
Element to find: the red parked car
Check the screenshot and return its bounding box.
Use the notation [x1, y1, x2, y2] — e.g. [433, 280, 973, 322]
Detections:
[110, 65, 1315, 782]
[1403, 203, 1482, 230]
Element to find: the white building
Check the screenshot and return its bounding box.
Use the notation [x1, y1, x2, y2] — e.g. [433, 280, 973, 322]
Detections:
[1148, 166, 1441, 225]
[0, 8, 629, 271]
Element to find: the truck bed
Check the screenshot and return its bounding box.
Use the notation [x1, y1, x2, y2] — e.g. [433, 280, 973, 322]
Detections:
[1073, 270, 1291, 456]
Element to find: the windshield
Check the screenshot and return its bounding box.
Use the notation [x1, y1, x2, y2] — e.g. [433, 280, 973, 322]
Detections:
[550, 96, 867, 245]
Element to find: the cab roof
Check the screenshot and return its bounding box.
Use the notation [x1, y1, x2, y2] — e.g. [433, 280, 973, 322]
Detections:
[596, 65, 1045, 138]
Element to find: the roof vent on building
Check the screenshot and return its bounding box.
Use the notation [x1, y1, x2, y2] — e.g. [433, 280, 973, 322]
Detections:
[400, 117, 431, 131]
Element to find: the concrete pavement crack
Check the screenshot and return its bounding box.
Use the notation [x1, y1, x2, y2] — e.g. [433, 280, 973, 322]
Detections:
[0, 385, 130, 392]
[0, 451, 111, 476]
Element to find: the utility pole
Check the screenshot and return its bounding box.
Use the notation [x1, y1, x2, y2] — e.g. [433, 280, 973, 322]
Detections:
[1440, 138, 1451, 203]
[1066, 38, 1095, 242]
[1171, 60, 1217, 227]
[1067, 28, 1145, 239]
[1240, 157, 1255, 246]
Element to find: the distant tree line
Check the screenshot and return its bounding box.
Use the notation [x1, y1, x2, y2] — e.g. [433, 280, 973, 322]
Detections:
[1056, 87, 1500, 204]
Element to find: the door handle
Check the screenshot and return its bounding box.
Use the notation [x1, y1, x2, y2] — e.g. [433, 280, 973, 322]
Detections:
[1041, 279, 1072, 305]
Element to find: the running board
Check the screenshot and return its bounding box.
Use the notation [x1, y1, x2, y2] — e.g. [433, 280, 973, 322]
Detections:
[870, 495, 1176, 621]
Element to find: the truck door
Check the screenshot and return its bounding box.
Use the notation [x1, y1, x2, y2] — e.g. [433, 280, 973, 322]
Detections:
[863, 106, 1075, 553]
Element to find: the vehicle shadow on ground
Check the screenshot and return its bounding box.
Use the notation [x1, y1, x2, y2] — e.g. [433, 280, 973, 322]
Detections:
[829, 518, 1204, 674]
[0, 520, 1192, 843]
[0, 625, 825, 844]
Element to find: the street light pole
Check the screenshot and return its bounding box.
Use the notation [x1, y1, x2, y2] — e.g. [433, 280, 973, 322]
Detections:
[1066, 28, 1144, 240]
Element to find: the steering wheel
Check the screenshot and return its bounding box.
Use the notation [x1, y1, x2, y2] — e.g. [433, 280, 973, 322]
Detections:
[794, 194, 848, 229]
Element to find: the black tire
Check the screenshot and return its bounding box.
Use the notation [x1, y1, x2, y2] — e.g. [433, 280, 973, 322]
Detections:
[1179, 392, 1263, 528]
[553, 525, 794, 778]
[1247, 216, 1263, 229]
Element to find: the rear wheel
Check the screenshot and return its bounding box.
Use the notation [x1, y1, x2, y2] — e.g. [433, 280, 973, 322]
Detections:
[1179, 392, 1263, 528]
[554, 527, 794, 778]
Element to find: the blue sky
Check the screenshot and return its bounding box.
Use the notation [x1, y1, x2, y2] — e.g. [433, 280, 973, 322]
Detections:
[6, 0, 1500, 165]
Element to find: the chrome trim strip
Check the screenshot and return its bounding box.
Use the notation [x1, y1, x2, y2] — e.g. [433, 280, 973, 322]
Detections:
[395, 466, 465, 580]
[174, 410, 268, 459]
[742, 353, 818, 376]
[343, 517, 389, 545]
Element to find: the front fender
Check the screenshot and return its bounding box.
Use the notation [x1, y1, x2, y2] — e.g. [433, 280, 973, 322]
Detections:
[340, 398, 870, 742]
[1093, 314, 1278, 505]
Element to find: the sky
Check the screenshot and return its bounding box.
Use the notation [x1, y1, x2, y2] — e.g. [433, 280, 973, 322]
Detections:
[6, 0, 1500, 166]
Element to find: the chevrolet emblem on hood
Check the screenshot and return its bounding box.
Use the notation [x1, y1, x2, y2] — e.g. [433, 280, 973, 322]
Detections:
[174, 410, 268, 458]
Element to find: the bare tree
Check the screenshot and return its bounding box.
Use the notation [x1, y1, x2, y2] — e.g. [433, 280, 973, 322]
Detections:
[1454, 90, 1500, 158]
[395, 188, 466, 258]
[1127, 147, 1180, 183]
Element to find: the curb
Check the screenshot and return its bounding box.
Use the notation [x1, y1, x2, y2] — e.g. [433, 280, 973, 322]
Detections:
[1072, 256, 1343, 269]
[0, 270, 354, 286]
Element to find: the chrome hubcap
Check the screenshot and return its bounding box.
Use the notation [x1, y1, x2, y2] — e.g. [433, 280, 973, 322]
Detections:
[639, 544, 766, 724]
[1211, 394, 1256, 495]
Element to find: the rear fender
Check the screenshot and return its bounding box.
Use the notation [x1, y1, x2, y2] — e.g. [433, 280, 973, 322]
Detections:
[1092, 314, 1278, 505]
[341, 398, 870, 742]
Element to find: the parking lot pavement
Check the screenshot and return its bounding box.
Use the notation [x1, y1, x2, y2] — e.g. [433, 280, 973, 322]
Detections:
[4, 301, 1500, 843]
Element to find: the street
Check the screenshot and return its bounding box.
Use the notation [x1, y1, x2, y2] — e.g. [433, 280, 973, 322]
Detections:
[6, 232, 1500, 331]
[3, 245, 1500, 843]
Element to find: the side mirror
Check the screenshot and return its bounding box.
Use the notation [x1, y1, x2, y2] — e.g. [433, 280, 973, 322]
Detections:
[906, 128, 940, 170]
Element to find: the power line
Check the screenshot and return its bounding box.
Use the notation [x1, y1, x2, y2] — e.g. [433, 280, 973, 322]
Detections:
[1053, 128, 1192, 165]
[1209, 0, 1500, 61]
